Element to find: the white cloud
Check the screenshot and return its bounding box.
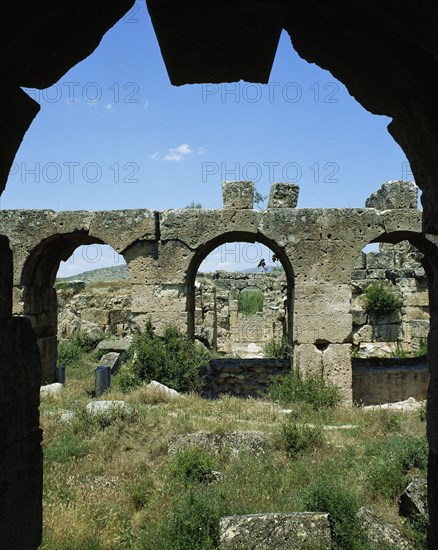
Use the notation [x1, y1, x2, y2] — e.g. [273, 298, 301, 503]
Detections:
[142, 100, 149, 110]
[149, 152, 159, 160]
[163, 143, 194, 161]
[105, 103, 113, 109]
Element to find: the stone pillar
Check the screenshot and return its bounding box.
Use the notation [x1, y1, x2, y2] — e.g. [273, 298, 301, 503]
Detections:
[125, 240, 193, 335]
[292, 281, 353, 403]
[0, 235, 42, 549]
[21, 285, 58, 383]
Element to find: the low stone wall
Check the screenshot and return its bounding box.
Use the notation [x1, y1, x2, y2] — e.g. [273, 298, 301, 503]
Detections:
[202, 358, 290, 397]
[352, 357, 429, 405]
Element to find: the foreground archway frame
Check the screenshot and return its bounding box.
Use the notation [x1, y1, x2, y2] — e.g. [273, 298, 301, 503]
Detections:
[3, 180, 433, 405]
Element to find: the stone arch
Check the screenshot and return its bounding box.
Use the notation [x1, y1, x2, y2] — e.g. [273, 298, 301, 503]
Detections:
[19, 231, 130, 383]
[186, 230, 294, 357]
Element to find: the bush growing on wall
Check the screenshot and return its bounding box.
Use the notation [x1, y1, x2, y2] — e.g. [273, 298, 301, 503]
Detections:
[361, 280, 403, 316]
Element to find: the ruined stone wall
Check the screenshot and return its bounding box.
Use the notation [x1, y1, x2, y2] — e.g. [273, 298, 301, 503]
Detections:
[55, 281, 137, 341]
[352, 241, 429, 357]
[2, 180, 434, 405]
[195, 270, 287, 356]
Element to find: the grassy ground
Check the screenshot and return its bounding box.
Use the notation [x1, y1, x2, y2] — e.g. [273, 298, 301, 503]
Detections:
[39, 352, 428, 549]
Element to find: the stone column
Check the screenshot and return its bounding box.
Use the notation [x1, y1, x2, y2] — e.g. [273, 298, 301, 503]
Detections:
[0, 237, 42, 549]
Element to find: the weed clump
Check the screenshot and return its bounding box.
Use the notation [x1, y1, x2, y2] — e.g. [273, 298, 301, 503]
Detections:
[268, 369, 342, 410]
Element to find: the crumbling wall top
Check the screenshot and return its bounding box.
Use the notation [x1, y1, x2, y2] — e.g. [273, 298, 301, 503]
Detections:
[365, 180, 418, 210]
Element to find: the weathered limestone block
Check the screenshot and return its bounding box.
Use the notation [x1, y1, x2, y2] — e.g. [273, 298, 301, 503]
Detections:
[130, 284, 187, 314]
[222, 180, 254, 209]
[403, 305, 429, 321]
[356, 507, 413, 549]
[294, 284, 352, 343]
[380, 208, 422, 234]
[220, 512, 332, 549]
[98, 352, 121, 375]
[365, 180, 418, 210]
[292, 239, 362, 284]
[354, 251, 366, 269]
[133, 313, 187, 335]
[89, 209, 156, 252]
[405, 291, 429, 307]
[267, 182, 299, 208]
[293, 344, 323, 377]
[352, 308, 367, 326]
[168, 431, 272, 456]
[125, 240, 192, 285]
[0, 317, 42, 549]
[81, 308, 110, 326]
[352, 324, 373, 345]
[398, 479, 428, 520]
[366, 250, 395, 269]
[323, 344, 352, 403]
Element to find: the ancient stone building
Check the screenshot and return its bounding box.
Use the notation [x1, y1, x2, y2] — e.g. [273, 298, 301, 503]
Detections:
[2, 179, 431, 406]
[3, 3, 438, 548]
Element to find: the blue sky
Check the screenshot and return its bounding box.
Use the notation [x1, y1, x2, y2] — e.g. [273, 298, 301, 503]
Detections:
[1, 1, 414, 277]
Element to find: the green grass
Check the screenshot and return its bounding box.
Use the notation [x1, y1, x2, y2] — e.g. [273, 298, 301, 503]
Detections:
[237, 289, 264, 315]
[39, 342, 428, 549]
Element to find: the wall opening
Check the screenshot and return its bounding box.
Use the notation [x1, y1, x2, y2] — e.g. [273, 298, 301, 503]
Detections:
[351, 234, 434, 405]
[18, 235, 132, 383]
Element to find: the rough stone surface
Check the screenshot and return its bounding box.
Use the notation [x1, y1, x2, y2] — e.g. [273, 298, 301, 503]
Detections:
[40, 382, 64, 396]
[356, 506, 414, 549]
[96, 337, 132, 352]
[399, 479, 428, 520]
[86, 400, 131, 415]
[267, 182, 300, 208]
[220, 512, 331, 549]
[222, 180, 254, 209]
[365, 180, 418, 210]
[98, 352, 122, 375]
[145, 380, 181, 398]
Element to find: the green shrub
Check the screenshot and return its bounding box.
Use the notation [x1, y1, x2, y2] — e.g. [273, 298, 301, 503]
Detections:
[142, 486, 226, 550]
[361, 281, 403, 315]
[281, 421, 323, 458]
[263, 336, 288, 358]
[268, 369, 342, 410]
[125, 320, 211, 393]
[304, 478, 367, 549]
[168, 448, 219, 484]
[238, 289, 264, 315]
[57, 341, 84, 367]
[366, 433, 428, 501]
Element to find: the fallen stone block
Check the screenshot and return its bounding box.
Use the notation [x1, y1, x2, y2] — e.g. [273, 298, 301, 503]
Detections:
[168, 431, 272, 456]
[357, 506, 414, 549]
[40, 383, 64, 396]
[86, 400, 131, 415]
[220, 512, 331, 549]
[98, 352, 121, 375]
[399, 479, 428, 520]
[145, 380, 181, 398]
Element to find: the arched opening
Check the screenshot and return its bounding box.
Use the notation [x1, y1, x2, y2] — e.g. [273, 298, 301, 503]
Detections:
[187, 231, 294, 397]
[351, 231, 438, 406]
[18, 233, 131, 384]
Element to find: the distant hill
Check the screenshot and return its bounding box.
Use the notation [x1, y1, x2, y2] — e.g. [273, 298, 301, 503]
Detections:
[56, 264, 130, 283]
[56, 262, 283, 284]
